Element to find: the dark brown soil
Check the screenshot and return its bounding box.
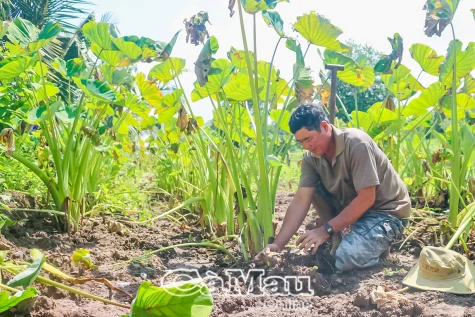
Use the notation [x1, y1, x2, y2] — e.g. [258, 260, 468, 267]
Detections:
[1, 191, 474, 317]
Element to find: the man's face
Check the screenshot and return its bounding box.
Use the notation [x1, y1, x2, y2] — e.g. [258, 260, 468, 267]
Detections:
[294, 122, 331, 156]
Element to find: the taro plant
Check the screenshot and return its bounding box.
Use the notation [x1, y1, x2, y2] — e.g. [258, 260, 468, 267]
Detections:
[0, 18, 171, 232]
[147, 3, 382, 258]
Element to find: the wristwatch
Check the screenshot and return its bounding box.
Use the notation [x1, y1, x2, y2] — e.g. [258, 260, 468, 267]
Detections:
[324, 223, 334, 237]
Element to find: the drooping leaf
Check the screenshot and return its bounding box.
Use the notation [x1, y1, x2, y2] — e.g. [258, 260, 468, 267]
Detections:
[439, 41, 475, 87]
[195, 36, 219, 86]
[293, 12, 350, 52]
[74, 79, 117, 102]
[286, 38, 305, 67]
[0, 288, 38, 313]
[403, 82, 445, 117]
[72, 249, 97, 270]
[111, 37, 142, 60]
[293, 66, 314, 103]
[82, 21, 112, 50]
[262, 10, 284, 37]
[423, 0, 460, 37]
[240, 0, 289, 14]
[7, 254, 45, 288]
[409, 44, 444, 76]
[374, 34, 403, 73]
[149, 58, 186, 85]
[324, 50, 374, 89]
[136, 73, 162, 107]
[191, 59, 234, 102]
[161, 30, 181, 60]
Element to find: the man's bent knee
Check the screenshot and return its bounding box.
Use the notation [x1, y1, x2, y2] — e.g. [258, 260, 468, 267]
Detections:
[334, 245, 380, 270]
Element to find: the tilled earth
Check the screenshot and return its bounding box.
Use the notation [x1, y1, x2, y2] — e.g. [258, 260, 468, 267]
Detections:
[0, 191, 474, 317]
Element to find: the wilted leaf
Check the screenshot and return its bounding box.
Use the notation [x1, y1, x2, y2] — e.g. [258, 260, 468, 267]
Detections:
[423, 0, 460, 37]
[191, 59, 234, 101]
[176, 105, 189, 132]
[374, 34, 403, 73]
[195, 36, 219, 86]
[72, 249, 97, 270]
[293, 12, 350, 52]
[160, 30, 181, 60]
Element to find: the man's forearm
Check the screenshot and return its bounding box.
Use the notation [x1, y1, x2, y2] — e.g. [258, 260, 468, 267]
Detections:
[274, 199, 310, 249]
[328, 188, 375, 233]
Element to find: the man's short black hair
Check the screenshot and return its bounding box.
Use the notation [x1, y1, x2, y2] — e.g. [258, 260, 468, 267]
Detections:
[289, 103, 329, 134]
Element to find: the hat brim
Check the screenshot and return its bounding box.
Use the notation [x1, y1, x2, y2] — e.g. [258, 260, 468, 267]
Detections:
[403, 257, 475, 294]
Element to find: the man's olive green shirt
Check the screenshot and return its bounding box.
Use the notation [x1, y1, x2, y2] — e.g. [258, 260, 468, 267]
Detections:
[299, 126, 411, 218]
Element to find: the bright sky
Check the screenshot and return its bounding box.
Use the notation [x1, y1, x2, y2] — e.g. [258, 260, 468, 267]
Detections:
[91, 0, 475, 121]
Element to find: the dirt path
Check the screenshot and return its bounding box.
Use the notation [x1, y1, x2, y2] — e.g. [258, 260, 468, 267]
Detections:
[1, 191, 474, 316]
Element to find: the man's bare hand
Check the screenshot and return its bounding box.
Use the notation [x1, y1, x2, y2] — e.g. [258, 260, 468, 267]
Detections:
[254, 243, 282, 266]
[296, 227, 330, 255]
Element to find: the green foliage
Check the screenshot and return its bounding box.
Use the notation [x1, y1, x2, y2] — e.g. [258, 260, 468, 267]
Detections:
[129, 280, 213, 317]
[0, 288, 39, 313]
[7, 254, 45, 288]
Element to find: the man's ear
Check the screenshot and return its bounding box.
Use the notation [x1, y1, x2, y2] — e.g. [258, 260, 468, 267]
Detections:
[320, 121, 329, 133]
